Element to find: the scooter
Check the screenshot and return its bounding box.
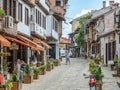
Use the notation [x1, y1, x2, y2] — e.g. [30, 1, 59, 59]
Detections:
[83, 74, 97, 90]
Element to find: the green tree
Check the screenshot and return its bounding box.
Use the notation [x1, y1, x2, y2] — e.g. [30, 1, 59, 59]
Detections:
[75, 12, 92, 47]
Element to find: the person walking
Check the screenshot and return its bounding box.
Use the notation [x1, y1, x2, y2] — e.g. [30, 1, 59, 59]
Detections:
[65, 50, 70, 65]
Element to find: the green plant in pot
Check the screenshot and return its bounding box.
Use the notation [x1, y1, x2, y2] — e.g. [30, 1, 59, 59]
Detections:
[53, 59, 59, 66]
[23, 64, 33, 83]
[90, 66, 104, 90]
[46, 61, 52, 71]
[94, 55, 100, 64]
[39, 65, 46, 75]
[116, 58, 120, 76]
[33, 67, 39, 79]
[11, 74, 21, 90]
[0, 8, 5, 16]
[89, 61, 97, 71]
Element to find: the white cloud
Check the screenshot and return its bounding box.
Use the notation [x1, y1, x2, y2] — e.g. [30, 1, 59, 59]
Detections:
[74, 9, 92, 19]
[62, 23, 72, 38]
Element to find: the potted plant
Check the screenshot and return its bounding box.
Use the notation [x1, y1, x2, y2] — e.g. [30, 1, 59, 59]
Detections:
[90, 66, 104, 90]
[50, 61, 54, 69]
[36, 61, 41, 67]
[89, 61, 97, 71]
[39, 65, 46, 75]
[33, 67, 39, 79]
[0, 8, 5, 20]
[94, 55, 100, 64]
[10, 74, 21, 90]
[46, 61, 52, 71]
[53, 59, 59, 66]
[0, 82, 13, 90]
[23, 64, 33, 83]
[116, 58, 120, 76]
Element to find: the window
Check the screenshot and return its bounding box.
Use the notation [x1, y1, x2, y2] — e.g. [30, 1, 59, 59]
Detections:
[36, 9, 38, 24]
[43, 16, 46, 29]
[56, 1, 61, 6]
[18, 3, 22, 22]
[39, 12, 41, 26]
[13, 1, 16, 19]
[92, 46, 95, 54]
[3, 0, 7, 15]
[36, 9, 42, 26]
[38, 11, 40, 25]
[25, 7, 29, 25]
[55, 20, 58, 32]
[42, 15, 44, 28]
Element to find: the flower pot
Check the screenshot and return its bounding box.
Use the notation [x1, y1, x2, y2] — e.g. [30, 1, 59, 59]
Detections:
[46, 66, 52, 71]
[96, 83, 102, 90]
[40, 69, 46, 75]
[23, 75, 33, 83]
[0, 88, 10, 90]
[11, 81, 20, 90]
[117, 66, 120, 77]
[33, 73, 39, 79]
[36, 63, 41, 67]
[53, 62, 58, 66]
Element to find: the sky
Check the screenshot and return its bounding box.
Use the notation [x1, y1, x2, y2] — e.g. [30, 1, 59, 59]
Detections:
[62, 0, 120, 38]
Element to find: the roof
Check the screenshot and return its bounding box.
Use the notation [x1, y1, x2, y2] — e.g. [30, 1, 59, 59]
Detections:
[60, 37, 71, 44]
[86, 6, 114, 24]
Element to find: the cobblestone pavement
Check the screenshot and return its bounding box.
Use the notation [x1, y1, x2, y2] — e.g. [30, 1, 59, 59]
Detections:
[21, 58, 90, 90]
[21, 58, 120, 90]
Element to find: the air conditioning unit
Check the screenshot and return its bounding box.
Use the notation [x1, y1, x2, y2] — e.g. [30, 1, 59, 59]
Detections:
[4, 16, 13, 28]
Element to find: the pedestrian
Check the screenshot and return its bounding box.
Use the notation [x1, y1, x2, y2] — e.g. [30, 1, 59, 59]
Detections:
[65, 50, 70, 65]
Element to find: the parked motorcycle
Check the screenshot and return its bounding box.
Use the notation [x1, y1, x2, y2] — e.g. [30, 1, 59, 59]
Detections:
[83, 74, 97, 90]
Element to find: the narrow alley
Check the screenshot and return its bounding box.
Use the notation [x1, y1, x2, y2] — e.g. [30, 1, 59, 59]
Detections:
[21, 58, 89, 90]
[21, 58, 120, 90]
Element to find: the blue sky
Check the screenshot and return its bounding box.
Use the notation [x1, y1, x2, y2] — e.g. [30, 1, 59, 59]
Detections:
[62, 0, 120, 38]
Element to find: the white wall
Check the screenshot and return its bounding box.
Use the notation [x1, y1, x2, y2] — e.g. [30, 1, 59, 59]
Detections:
[46, 16, 58, 40]
[17, 0, 31, 36]
[46, 16, 52, 36]
[40, 0, 49, 12]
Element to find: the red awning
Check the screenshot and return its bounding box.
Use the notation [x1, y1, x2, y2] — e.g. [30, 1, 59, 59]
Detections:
[0, 35, 11, 47]
[5, 36, 30, 47]
[18, 35, 44, 51]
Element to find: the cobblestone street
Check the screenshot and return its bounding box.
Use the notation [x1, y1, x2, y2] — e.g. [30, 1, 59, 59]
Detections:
[21, 58, 120, 90]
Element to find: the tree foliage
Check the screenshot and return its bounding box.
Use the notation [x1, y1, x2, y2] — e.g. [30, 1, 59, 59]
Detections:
[75, 12, 92, 47]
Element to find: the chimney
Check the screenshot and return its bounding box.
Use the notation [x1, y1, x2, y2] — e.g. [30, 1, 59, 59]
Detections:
[103, 1, 106, 8]
[109, 0, 115, 6]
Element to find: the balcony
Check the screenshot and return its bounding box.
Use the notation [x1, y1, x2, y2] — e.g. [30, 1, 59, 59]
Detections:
[30, 22, 46, 39]
[22, 0, 35, 7]
[46, 29, 58, 41]
[51, 6, 65, 20]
